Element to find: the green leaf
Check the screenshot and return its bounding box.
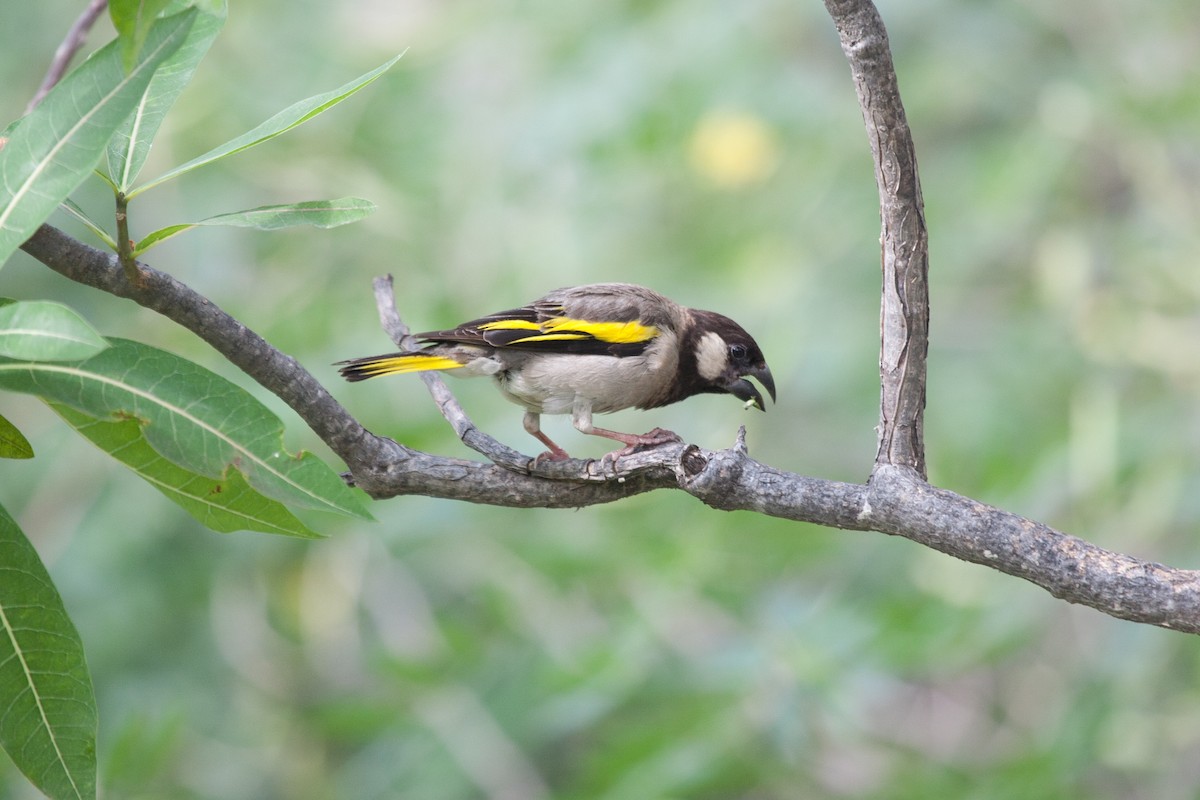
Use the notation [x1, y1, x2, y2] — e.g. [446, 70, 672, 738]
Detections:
[128, 53, 403, 198]
[51, 403, 321, 537]
[0, 338, 370, 519]
[0, 413, 33, 458]
[0, 301, 109, 362]
[57, 200, 118, 251]
[133, 197, 376, 255]
[0, 9, 196, 269]
[0, 503, 97, 800]
[107, 3, 227, 191]
[110, 0, 174, 72]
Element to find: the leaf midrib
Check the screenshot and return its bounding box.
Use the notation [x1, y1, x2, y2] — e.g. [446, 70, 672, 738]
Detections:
[0, 599, 83, 800]
[0, 362, 340, 513]
[0, 328, 100, 347]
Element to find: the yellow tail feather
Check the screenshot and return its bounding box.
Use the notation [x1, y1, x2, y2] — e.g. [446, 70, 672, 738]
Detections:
[339, 354, 464, 381]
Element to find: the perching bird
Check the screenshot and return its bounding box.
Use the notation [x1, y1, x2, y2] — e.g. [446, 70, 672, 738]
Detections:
[337, 282, 775, 460]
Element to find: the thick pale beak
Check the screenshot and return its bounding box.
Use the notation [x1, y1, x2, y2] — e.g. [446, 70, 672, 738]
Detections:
[727, 365, 776, 411]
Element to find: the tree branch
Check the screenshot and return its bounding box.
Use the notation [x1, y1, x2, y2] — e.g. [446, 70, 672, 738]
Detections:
[370, 274, 535, 474]
[20, 224, 382, 464]
[14, 0, 1200, 635]
[825, 0, 930, 479]
[19, 223, 1200, 632]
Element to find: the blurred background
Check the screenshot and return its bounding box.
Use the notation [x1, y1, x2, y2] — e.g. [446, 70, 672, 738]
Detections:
[3, 0, 1200, 797]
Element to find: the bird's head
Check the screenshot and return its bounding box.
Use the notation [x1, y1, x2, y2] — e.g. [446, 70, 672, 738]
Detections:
[685, 310, 776, 411]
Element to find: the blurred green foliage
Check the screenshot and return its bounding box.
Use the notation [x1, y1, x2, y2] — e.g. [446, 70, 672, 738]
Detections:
[2, 0, 1200, 797]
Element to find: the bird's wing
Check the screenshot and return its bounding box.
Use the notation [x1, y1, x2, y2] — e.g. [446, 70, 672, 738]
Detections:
[416, 286, 670, 357]
[411, 305, 537, 347]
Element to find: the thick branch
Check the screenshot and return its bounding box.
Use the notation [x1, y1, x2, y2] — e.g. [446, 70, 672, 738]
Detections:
[825, 0, 930, 478]
[21, 224, 385, 466]
[864, 468, 1200, 631]
[696, 463, 1200, 631]
[19, 225, 1200, 633]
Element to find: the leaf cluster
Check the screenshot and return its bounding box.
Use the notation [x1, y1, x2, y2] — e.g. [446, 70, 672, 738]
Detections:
[0, 3, 397, 796]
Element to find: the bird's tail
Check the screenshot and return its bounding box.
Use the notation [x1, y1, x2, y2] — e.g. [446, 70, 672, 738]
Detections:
[336, 351, 465, 382]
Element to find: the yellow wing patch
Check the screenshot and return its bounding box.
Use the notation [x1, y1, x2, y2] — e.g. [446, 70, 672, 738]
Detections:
[507, 333, 588, 344]
[544, 318, 659, 343]
[481, 316, 659, 344]
[477, 320, 541, 331]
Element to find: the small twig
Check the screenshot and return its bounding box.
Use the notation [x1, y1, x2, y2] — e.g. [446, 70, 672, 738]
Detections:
[115, 192, 141, 286]
[25, 0, 110, 115]
[370, 275, 537, 473]
[733, 425, 749, 455]
[371, 274, 418, 348]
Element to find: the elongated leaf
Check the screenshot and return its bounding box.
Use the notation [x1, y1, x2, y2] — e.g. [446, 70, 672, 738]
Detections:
[0, 503, 97, 800]
[134, 197, 376, 255]
[128, 53, 403, 198]
[0, 413, 33, 458]
[0, 10, 197, 269]
[110, 0, 174, 71]
[107, 4, 227, 190]
[0, 301, 109, 362]
[58, 200, 118, 251]
[51, 403, 320, 537]
[0, 339, 368, 518]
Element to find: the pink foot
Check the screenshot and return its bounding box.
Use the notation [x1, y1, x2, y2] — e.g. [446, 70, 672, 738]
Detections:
[533, 447, 571, 465]
[614, 428, 683, 456]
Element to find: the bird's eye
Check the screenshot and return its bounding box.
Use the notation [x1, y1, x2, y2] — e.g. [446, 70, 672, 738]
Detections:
[729, 343, 748, 361]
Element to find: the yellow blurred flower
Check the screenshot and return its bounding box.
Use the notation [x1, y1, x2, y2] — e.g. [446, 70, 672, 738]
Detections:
[687, 110, 780, 188]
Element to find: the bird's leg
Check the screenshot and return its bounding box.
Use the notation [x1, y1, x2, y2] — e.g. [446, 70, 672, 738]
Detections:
[523, 411, 570, 462]
[571, 400, 682, 455]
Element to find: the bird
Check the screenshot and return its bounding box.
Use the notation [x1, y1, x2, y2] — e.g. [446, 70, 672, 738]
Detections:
[336, 282, 775, 461]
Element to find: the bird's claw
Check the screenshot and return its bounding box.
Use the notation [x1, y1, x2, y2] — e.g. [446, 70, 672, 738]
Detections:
[532, 448, 571, 466]
[615, 427, 683, 456]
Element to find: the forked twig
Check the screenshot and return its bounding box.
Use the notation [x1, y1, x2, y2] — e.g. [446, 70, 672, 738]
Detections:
[371, 276, 590, 476]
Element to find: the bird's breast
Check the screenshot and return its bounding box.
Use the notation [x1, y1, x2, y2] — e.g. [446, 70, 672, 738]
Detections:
[495, 347, 675, 415]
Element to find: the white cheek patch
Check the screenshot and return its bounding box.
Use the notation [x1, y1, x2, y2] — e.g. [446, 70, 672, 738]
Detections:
[694, 331, 728, 381]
